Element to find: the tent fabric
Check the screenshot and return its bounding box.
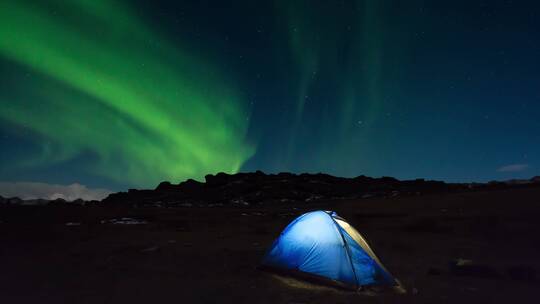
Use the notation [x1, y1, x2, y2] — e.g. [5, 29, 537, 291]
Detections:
[262, 210, 396, 288]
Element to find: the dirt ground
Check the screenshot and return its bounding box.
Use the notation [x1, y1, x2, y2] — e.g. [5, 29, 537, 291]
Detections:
[1, 187, 539, 303]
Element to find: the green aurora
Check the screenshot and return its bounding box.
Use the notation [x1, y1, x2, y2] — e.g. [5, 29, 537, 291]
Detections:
[2, 0, 539, 192]
[0, 0, 254, 187]
[278, 0, 387, 172]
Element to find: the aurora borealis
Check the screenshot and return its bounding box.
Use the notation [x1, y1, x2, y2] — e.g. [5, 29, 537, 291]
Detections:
[1, 0, 540, 195]
[0, 0, 253, 188]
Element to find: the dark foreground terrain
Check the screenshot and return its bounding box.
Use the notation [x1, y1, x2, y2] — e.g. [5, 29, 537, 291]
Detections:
[1, 186, 540, 303]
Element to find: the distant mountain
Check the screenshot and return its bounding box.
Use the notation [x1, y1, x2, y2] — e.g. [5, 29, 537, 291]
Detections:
[490, 176, 540, 186]
[0, 195, 98, 206]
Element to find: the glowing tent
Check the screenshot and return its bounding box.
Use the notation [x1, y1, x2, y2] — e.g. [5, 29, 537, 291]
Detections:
[261, 210, 397, 289]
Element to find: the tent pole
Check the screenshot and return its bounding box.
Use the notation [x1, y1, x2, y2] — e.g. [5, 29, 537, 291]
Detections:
[327, 213, 360, 289]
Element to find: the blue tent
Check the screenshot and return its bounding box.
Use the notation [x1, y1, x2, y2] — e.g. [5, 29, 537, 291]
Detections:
[262, 210, 397, 289]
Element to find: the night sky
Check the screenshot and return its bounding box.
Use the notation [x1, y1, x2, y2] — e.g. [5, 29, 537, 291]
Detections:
[1, 0, 539, 198]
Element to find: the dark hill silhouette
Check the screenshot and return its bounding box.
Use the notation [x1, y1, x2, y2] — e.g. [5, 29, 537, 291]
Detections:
[2, 174, 539, 207]
[100, 172, 540, 208]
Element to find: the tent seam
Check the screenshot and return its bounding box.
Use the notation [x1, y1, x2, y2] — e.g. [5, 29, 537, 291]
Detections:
[327, 212, 360, 288]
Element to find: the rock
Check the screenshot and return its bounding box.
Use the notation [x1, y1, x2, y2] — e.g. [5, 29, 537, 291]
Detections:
[48, 198, 68, 206]
[141, 246, 160, 253]
[102, 218, 147, 225]
[99, 172, 469, 207]
[204, 172, 230, 186]
[449, 259, 500, 278]
[180, 178, 204, 189]
[72, 198, 84, 205]
[155, 181, 174, 191]
[455, 258, 473, 266]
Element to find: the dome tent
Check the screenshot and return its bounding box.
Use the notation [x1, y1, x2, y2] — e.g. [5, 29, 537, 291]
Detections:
[261, 210, 397, 289]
